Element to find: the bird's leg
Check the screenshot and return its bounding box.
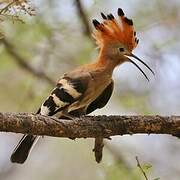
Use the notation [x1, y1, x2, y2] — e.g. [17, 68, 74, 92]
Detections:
[55, 109, 78, 121]
[61, 112, 76, 120]
[57, 109, 80, 140]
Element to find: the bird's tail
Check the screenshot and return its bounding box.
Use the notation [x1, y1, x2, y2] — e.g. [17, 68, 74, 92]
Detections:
[10, 134, 39, 164]
[10, 109, 41, 164]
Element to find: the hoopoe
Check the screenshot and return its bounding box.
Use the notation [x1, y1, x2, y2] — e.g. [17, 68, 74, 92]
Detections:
[10, 8, 154, 164]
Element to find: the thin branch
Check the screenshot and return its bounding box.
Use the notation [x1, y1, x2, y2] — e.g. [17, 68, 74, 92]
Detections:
[136, 156, 149, 180]
[0, 38, 55, 85]
[0, 1, 15, 14]
[93, 137, 104, 163]
[0, 112, 180, 138]
[74, 0, 91, 37]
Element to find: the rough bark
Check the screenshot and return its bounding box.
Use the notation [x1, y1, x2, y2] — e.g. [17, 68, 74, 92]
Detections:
[0, 112, 180, 138]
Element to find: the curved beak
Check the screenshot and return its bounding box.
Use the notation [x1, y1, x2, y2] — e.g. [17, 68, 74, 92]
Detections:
[125, 53, 155, 82]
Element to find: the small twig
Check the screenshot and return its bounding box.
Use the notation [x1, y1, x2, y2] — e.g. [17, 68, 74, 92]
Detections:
[0, 1, 15, 14]
[136, 156, 149, 180]
[0, 0, 35, 16]
[93, 137, 104, 163]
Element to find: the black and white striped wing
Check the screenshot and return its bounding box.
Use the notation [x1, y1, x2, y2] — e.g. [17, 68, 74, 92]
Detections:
[39, 76, 88, 116]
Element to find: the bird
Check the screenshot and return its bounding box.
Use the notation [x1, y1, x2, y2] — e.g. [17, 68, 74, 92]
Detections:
[10, 8, 154, 164]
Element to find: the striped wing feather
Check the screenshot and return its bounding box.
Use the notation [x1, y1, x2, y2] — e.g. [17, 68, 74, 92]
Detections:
[40, 75, 89, 116]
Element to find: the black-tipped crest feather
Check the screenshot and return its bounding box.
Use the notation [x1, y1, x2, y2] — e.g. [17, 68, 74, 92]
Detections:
[92, 19, 100, 28]
[107, 13, 114, 20]
[124, 17, 133, 25]
[101, 12, 107, 19]
[118, 8, 124, 16]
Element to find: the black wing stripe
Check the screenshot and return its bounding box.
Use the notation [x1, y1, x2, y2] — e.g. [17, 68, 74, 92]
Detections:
[39, 75, 88, 116]
[63, 76, 87, 94]
[42, 96, 57, 116]
[57, 78, 82, 98]
[51, 88, 75, 103]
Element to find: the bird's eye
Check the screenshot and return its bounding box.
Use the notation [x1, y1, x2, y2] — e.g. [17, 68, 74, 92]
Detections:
[119, 47, 124, 52]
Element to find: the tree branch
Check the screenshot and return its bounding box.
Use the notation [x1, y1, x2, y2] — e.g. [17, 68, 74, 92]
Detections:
[74, 0, 91, 37]
[0, 112, 180, 138]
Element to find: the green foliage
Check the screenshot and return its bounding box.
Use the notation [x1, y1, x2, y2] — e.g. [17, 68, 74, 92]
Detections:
[105, 162, 141, 180]
[142, 163, 152, 171]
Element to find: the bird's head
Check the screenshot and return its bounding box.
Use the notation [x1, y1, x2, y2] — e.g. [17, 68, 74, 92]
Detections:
[92, 8, 154, 81]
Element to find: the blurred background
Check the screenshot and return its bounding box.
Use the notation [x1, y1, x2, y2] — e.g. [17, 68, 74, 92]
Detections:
[0, 0, 180, 179]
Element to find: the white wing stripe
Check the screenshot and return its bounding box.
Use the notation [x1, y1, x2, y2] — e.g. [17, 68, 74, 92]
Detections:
[60, 79, 82, 98]
[52, 94, 69, 108]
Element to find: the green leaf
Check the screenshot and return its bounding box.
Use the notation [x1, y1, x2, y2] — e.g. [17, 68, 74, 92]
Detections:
[142, 163, 152, 170]
[153, 178, 160, 180]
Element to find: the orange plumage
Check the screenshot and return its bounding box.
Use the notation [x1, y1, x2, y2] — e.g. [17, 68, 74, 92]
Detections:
[92, 8, 138, 52]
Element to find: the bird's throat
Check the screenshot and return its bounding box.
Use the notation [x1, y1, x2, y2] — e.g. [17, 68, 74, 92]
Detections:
[96, 54, 120, 74]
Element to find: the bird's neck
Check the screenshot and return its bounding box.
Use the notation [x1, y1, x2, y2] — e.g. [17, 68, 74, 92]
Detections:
[94, 47, 121, 74]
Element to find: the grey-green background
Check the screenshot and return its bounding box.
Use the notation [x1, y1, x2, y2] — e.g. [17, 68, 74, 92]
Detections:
[0, 0, 180, 179]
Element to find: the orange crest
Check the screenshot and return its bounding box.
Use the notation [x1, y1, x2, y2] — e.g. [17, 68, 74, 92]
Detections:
[92, 8, 139, 52]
